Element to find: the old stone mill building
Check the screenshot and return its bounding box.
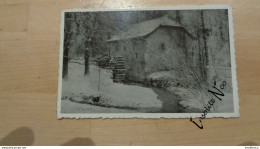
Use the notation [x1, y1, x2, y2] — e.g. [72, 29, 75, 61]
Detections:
[106, 16, 198, 82]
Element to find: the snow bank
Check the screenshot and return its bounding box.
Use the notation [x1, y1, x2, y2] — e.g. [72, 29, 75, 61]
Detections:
[167, 87, 204, 110]
[147, 71, 176, 79]
[62, 60, 162, 112]
[146, 70, 234, 113]
[61, 99, 135, 113]
[170, 86, 234, 113]
[211, 93, 234, 113]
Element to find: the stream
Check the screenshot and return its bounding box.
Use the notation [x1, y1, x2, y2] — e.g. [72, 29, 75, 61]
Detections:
[151, 87, 186, 113]
[125, 82, 200, 113]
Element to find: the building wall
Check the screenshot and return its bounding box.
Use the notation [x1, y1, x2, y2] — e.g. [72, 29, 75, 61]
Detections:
[144, 26, 186, 76]
[108, 26, 199, 82]
[108, 39, 146, 81]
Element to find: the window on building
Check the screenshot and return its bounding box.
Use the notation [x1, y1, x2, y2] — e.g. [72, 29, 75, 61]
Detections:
[191, 47, 194, 57]
[116, 45, 118, 51]
[107, 33, 111, 39]
[161, 43, 165, 50]
[100, 33, 103, 41]
[141, 61, 145, 68]
[124, 46, 126, 51]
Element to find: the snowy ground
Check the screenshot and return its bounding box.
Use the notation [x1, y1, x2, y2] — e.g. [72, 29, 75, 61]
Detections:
[61, 60, 234, 113]
[61, 99, 136, 113]
[169, 87, 234, 113]
[148, 71, 234, 113]
[61, 60, 162, 113]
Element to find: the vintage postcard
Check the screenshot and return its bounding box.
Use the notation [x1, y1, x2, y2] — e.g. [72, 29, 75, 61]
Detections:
[57, 5, 239, 119]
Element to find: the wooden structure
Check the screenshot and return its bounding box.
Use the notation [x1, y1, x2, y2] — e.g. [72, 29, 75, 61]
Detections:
[112, 56, 126, 82]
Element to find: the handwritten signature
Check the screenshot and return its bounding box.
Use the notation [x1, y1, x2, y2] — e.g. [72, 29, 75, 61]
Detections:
[190, 80, 227, 129]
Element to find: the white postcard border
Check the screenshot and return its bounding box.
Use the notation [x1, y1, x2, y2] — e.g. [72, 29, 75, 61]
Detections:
[57, 5, 239, 119]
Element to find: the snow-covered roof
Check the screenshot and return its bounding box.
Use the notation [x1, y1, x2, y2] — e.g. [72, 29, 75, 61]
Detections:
[107, 16, 183, 42]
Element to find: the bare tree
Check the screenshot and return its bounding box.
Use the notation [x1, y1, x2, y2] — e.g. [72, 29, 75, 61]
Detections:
[80, 12, 119, 75]
[63, 13, 77, 79]
[62, 12, 120, 77]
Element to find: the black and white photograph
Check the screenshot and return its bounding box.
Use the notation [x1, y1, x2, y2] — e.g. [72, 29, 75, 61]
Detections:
[57, 5, 239, 118]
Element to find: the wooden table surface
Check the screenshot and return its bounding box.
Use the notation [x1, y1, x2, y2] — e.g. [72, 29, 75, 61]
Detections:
[0, 0, 260, 146]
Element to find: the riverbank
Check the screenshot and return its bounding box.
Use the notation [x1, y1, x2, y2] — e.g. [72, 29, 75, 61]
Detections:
[61, 59, 208, 113]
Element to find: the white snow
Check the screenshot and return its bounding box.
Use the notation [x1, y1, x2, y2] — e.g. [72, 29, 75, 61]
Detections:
[146, 70, 234, 113]
[61, 60, 162, 113]
[212, 93, 234, 113]
[61, 60, 233, 113]
[147, 71, 176, 80]
[171, 86, 234, 113]
[168, 87, 204, 110]
[61, 99, 135, 113]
